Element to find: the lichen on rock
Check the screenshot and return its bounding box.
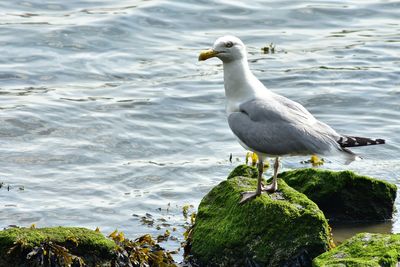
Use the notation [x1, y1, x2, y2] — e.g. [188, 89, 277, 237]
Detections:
[278, 168, 397, 222]
[313, 232, 400, 267]
[188, 165, 333, 267]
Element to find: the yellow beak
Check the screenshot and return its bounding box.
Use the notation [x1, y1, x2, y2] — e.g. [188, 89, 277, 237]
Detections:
[198, 49, 219, 61]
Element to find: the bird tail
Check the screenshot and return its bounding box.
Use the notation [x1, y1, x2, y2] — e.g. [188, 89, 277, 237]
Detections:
[335, 135, 385, 165]
[337, 136, 385, 148]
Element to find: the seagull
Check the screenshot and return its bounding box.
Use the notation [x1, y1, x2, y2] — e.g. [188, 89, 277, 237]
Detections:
[198, 35, 385, 204]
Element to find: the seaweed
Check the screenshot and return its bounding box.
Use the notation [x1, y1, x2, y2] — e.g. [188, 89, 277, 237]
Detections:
[109, 230, 176, 267]
[0, 226, 177, 267]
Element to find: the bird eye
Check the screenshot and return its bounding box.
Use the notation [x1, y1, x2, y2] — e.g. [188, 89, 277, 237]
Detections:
[225, 41, 233, 48]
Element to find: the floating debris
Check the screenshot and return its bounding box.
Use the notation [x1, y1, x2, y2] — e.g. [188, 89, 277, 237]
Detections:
[245, 152, 269, 170]
[190, 212, 196, 225]
[110, 230, 176, 267]
[245, 152, 258, 166]
[301, 155, 325, 167]
[182, 211, 196, 259]
[140, 213, 155, 227]
[182, 205, 190, 219]
[0, 182, 25, 192]
[261, 43, 275, 54]
[182, 204, 194, 220]
[130, 203, 199, 263]
[157, 229, 171, 243]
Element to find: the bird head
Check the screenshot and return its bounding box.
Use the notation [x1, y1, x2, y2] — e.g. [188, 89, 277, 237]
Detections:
[198, 35, 246, 63]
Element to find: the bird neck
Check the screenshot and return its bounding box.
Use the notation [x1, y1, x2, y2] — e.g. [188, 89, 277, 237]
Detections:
[223, 59, 261, 113]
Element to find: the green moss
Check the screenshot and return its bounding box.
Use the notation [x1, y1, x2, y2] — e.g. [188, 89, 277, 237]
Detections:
[190, 165, 332, 266]
[227, 164, 258, 179]
[278, 168, 397, 222]
[0, 227, 116, 266]
[313, 233, 400, 267]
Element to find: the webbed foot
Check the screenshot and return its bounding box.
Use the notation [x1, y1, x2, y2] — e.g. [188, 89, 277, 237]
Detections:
[262, 182, 278, 193]
[239, 191, 261, 204]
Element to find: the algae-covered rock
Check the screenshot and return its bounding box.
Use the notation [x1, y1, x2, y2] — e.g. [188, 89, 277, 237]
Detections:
[278, 168, 397, 222]
[227, 164, 258, 179]
[0, 226, 177, 266]
[0, 226, 116, 266]
[313, 232, 400, 267]
[189, 165, 333, 267]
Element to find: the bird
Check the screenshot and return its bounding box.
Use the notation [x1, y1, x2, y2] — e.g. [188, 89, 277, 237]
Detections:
[198, 35, 385, 204]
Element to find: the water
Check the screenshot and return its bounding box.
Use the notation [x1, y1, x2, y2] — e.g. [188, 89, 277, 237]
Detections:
[0, 0, 399, 258]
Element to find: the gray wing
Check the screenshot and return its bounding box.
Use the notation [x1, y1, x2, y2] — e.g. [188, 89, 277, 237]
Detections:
[228, 98, 341, 156]
[271, 93, 340, 137]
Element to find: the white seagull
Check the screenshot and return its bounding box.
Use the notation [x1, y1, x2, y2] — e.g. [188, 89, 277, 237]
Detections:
[199, 35, 385, 203]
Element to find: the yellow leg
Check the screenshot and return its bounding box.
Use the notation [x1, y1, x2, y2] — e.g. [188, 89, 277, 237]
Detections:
[240, 154, 265, 204]
[263, 157, 279, 192]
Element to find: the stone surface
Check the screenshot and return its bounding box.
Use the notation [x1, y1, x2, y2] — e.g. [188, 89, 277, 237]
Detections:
[313, 232, 400, 267]
[0, 226, 116, 266]
[0, 226, 176, 266]
[189, 165, 333, 267]
[278, 168, 397, 222]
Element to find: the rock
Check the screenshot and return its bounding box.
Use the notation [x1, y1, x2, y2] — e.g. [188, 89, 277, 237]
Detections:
[188, 165, 333, 267]
[0, 226, 177, 266]
[278, 168, 397, 222]
[227, 164, 258, 179]
[0, 226, 116, 266]
[313, 232, 400, 266]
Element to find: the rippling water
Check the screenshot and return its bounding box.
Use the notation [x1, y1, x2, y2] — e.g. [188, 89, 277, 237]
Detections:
[1, 0, 399, 257]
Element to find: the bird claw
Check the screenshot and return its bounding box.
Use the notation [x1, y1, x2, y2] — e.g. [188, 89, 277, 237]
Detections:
[239, 191, 260, 204]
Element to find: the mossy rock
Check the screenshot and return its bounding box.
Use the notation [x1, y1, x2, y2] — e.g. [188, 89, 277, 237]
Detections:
[0, 226, 117, 266]
[313, 232, 400, 267]
[189, 165, 332, 267]
[278, 168, 397, 222]
[227, 164, 258, 179]
[0, 226, 177, 266]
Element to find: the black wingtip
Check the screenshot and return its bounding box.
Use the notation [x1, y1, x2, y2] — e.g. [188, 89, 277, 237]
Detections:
[338, 136, 386, 148]
[376, 138, 385, 144]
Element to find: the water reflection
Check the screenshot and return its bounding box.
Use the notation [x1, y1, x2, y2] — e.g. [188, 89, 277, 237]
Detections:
[331, 221, 394, 244]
